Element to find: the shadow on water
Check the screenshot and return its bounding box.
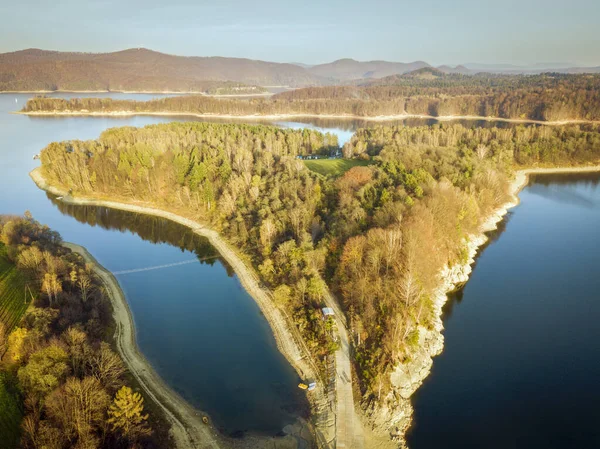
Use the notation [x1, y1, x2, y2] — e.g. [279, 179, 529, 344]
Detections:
[441, 210, 514, 322]
[47, 194, 235, 276]
[527, 173, 600, 208]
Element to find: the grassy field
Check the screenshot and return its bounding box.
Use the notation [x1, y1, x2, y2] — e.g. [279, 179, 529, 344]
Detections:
[303, 158, 373, 176]
[0, 373, 22, 448]
[0, 243, 31, 331]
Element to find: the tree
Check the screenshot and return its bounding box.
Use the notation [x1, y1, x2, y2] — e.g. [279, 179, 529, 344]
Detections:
[273, 285, 292, 307]
[90, 343, 125, 392]
[18, 343, 69, 400]
[476, 144, 489, 160]
[6, 327, 29, 363]
[46, 377, 110, 447]
[107, 386, 151, 442]
[42, 272, 62, 306]
[307, 276, 326, 303]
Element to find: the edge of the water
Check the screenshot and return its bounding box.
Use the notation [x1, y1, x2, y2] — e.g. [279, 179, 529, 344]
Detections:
[29, 167, 330, 449]
[14, 110, 600, 126]
[62, 242, 225, 449]
[375, 165, 600, 447]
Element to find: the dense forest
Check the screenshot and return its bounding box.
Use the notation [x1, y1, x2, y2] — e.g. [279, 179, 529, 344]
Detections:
[23, 73, 600, 121]
[36, 121, 600, 403]
[0, 214, 164, 449]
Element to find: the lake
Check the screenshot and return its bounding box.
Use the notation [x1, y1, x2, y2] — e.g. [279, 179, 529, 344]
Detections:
[1, 92, 317, 436]
[407, 172, 600, 449]
[3, 91, 594, 443]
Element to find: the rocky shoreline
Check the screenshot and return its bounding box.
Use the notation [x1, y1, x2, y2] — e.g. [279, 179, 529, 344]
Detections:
[366, 166, 600, 447]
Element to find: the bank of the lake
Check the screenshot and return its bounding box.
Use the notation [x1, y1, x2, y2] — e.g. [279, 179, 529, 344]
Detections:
[62, 242, 225, 449]
[30, 167, 332, 448]
[16, 109, 600, 126]
[369, 165, 600, 447]
[407, 169, 600, 448]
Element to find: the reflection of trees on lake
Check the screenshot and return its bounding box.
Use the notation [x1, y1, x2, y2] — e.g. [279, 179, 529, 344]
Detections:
[48, 195, 235, 276]
[441, 211, 512, 322]
[528, 173, 600, 208]
[279, 117, 528, 133]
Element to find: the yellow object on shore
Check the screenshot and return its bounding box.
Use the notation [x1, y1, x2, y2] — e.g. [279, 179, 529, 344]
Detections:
[298, 383, 308, 390]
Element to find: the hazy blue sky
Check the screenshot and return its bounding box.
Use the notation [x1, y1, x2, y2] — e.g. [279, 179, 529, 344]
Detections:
[2, 0, 599, 65]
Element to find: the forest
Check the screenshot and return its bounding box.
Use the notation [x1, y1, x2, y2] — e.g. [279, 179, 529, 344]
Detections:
[22, 73, 600, 122]
[0, 214, 165, 449]
[36, 121, 600, 403]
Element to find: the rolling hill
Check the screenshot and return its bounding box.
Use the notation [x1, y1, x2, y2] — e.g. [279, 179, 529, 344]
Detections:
[2, 48, 598, 92]
[307, 58, 431, 81]
[0, 48, 324, 91]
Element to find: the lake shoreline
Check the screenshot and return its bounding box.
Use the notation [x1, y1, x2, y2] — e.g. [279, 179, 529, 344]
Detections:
[372, 165, 600, 447]
[15, 109, 600, 126]
[29, 167, 329, 449]
[61, 242, 225, 449]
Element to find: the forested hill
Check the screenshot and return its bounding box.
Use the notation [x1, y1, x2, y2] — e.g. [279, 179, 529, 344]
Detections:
[23, 73, 600, 122]
[0, 48, 323, 91]
[306, 58, 431, 81]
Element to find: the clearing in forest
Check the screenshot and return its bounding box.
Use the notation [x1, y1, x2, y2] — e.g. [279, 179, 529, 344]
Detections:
[303, 158, 372, 176]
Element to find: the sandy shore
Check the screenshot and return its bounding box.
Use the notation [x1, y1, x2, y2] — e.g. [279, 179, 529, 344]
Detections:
[62, 242, 225, 449]
[30, 167, 331, 449]
[16, 110, 600, 126]
[372, 164, 600, 447]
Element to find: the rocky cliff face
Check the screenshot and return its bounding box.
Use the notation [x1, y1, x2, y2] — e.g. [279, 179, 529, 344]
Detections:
[363, 189, 522, 447]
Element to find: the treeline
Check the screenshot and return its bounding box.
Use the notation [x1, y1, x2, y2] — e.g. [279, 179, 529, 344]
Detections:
[0, 214, 163, 449]
[344, 123, 600, 166]
[37, 122, 600, 401]
[23, 73, 600, 121]
[205, 85, 268, 95]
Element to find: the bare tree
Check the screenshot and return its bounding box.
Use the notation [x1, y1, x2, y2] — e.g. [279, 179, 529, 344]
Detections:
[476, 144, 489, 160]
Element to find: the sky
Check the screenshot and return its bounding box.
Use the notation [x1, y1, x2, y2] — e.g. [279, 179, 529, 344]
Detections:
[1, 0, 599, 66]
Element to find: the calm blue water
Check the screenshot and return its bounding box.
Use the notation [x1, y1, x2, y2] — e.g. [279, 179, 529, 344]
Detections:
[0, 92, 315, 435]
[3, 91, 588, 442]
[408, 173, 600, 449]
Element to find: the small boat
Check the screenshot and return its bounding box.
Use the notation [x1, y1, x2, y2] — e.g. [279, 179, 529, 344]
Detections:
[308, 382, 317, 391]
[33, 154, 39, 160]
[298, 383, 308, 390]
[56, 196, 63, 200]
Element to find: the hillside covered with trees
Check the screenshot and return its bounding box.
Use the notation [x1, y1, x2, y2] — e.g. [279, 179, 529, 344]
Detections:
[0, 215, 164, 449]
[36, 122, 600, 404]
[23, 73, 600, 122]
[0, 48, 320, 91]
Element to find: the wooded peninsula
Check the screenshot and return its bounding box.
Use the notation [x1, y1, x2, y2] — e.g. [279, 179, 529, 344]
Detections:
[35, 121, 600, 413]
[22, 72, 600, 122]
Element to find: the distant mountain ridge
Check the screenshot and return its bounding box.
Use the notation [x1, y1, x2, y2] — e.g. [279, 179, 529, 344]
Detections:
[1, 48, 599, 92]
[306, 58, 431, 80]
[0, 48, 324, 91]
